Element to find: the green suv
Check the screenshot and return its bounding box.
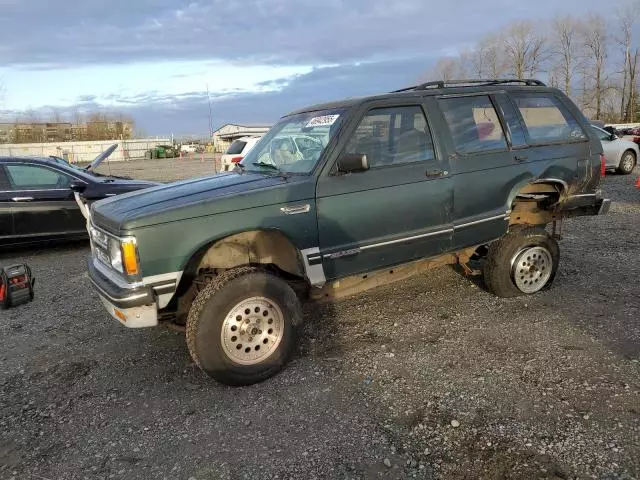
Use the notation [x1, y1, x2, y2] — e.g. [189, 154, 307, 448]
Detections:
[86, 79, 610, 385]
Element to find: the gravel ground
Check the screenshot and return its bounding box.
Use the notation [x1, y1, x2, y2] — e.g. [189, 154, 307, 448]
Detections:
[0, 162, 639, 480]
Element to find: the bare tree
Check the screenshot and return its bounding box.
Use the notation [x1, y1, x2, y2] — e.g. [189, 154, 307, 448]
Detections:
[424, 57, 462, 82]
[551, 16, 581, 96]
[580, 14, 609, 119]
[472, 33, 508, 78]
[616, 4, 639, 121]
[502, 21, 547, 79]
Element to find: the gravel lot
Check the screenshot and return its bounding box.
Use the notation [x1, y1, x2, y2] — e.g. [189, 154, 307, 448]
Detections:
[1, 160, 639, 480]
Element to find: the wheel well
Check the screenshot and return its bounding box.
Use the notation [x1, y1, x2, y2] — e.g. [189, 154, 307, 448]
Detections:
[167, 230, 306, 321]
[190, 230, 305, 277]
[509, 181, 564, 226]
[623, 149, 637, 160]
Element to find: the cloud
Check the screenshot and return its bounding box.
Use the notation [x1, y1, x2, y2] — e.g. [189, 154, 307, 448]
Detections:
[0, 0, 625, 68]
[1, 58, 431, 136]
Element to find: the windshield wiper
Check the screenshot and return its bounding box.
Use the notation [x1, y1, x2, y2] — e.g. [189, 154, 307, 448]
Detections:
[252, 162, 288, 178]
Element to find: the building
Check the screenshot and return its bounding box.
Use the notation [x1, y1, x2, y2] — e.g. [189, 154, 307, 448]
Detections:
[212, 123, 272, 152]
[0, 120, 134, 144]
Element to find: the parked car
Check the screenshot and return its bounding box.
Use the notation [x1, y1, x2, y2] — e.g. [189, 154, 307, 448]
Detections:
[180, 143, 199, 154]
[0, 146, 157, 246]
[86, 78, 610, 386]
[618, 126, 640, 148]
[592, 125, 638, 174]
[219, 136, 262, 172]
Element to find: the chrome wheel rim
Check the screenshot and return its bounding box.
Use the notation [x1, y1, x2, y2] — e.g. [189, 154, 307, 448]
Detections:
[511, 246, 553, 294]
[621, 153, 635, 172]
[221, 297, 284, 365]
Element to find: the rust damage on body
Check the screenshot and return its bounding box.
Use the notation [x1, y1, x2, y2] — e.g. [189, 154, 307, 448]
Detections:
[197, 230, 304, 277]
[309, 246, 478, 302]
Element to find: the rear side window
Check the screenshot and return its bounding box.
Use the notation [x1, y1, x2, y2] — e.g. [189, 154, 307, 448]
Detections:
[438, 96, 507, 154]
[226, 140, 247, 155]
[511, 94, 586, 144]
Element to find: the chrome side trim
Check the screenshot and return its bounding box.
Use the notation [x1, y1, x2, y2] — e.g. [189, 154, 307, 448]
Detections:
[455, 213, 508, 229]
[281, 204, 311, 215]
[301, 247, 326, 287]
[359, 228, 453, 251]
[567, 193, 597, 199]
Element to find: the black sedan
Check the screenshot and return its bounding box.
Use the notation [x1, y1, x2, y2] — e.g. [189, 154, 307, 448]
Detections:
[0, 148, 157, 246]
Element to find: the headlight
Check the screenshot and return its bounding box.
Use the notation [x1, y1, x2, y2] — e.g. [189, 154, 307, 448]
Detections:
[91, 226, 140, 277]
[109, 238, 123, 272]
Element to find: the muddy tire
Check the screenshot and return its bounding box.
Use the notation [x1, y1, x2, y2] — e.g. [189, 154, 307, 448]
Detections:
[483, 227, 559, 298]
[186, 266, 301, 386]
[617, 150, 636, 175]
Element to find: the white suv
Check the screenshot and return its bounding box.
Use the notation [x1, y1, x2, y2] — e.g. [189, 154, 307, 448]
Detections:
[219, 136, 262, 173]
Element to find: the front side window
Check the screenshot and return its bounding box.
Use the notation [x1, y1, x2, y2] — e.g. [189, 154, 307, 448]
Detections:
[241, 108, 346, 174]
[511, 93, 586, 144]
[438, 95, 507, 154]
[343, 105, 436, 168]
[6, 165, 71, 189]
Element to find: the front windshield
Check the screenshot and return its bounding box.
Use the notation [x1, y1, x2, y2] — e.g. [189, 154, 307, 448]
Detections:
[240, 108, 346, 174]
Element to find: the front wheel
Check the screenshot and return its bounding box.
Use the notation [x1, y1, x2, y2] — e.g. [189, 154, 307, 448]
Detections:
[618, 150, 637, 175]
[483, 227, 559, 298]
[186, 267, 302, 386]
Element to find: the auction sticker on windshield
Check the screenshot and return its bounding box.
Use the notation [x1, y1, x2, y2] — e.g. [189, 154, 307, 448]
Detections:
[306, 114, 340, 128]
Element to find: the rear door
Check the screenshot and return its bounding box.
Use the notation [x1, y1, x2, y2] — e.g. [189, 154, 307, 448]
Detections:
[508, 92, 590, 188]
[434, 93, 519, 250]
[5, 163, 85, 238]
[0, 165, 14, 241]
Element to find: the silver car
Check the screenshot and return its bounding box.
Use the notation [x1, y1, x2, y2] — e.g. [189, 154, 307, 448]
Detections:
[592, 125, 639, 174]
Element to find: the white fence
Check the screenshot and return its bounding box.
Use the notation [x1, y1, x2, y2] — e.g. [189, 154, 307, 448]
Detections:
[0, 138, 172, 163]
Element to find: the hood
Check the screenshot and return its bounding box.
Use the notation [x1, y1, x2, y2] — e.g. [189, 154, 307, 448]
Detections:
[91, 172, 310, 233]
[86, 143, 118, 171]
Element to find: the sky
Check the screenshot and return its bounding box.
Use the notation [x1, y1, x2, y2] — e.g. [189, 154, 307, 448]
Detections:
[0, 0, 631, 137]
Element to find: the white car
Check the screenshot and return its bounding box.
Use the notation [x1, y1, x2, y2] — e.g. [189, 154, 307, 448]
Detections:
[219, 136, 262, 172]
[180, 143, 199, 154]
[592, 126, 638, 174]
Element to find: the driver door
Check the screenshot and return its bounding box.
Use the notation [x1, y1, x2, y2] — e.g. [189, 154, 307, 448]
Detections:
[5, 163, 85, 238]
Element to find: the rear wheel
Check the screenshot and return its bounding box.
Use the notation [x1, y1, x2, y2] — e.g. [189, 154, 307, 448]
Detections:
[618, 150, 637, 175]
[186, 267, 301, 386]
[483, 227, 559, 298]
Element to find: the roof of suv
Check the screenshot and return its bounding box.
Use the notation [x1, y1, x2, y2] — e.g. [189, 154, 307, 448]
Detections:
[285, 78, 554, 117]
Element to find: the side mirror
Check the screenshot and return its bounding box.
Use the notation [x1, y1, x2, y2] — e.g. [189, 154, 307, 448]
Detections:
[70, 181, 87, 193]
[337, 153, 369, 173]
[610, 134, 618, 141]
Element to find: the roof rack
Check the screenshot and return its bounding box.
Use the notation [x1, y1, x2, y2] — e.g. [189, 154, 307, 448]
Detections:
[392, 78, 546, 92]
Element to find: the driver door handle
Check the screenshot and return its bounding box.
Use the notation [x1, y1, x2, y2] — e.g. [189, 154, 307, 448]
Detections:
[12, 197, 34, 202]
[425, 169, 447, 178]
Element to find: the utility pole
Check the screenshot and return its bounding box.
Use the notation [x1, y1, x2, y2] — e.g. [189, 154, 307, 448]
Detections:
[206, 83, 213, 139]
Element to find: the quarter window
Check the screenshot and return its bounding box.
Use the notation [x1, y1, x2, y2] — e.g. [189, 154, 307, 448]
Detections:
[6, 165, 71, 189]
[511, 94, 586, 143]
[344, 105, 435, 168]
[438, 95, 507, 154]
